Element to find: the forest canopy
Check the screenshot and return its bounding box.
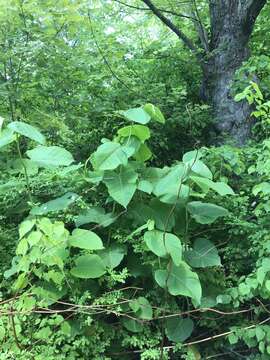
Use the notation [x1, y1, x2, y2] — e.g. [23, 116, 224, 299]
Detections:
[1, 1, 270, 359]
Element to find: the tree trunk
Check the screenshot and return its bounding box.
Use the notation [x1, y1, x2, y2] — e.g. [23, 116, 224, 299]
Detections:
[202, 32, 252, 145]
[203, 0, 267, 145]
[205, 62, 252, 145]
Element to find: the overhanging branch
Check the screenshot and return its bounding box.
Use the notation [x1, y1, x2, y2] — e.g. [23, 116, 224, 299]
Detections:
[141, 0, 204, 64]
[242, 0, 267, 31]
[113, 0, 197, 21]
[192, 0, 209, 52]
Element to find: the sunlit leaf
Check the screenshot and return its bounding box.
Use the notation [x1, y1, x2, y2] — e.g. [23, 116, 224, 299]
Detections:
[27, 146, 74, 167]
[118, 124, 150, 142]
[70, 255, 106, 279]
[103, 165, 138, 207]
[119, 107, 151, 124]
[69, 229, 104, 250]
[8, 121, 45, 144]
[31, 193, 78, 215]
[144, 103, 165, 124]
[0, 128, 15, 148]
[91, 141, 127, 170]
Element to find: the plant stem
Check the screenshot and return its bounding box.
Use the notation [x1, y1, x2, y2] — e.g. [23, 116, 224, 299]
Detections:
[16, 134, 33, 204]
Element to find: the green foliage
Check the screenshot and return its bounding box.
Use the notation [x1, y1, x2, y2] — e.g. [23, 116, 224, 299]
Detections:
[185, 238, 221, 268]
[8, 121, 46, 145]
[0, 104, 232, 358]
[165, 317, 194, 343]
[27, 146, 74, 167]
[0, 1, 270, 358]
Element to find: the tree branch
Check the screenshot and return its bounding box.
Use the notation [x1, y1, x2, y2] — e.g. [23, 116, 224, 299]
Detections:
[191, 0, 209, 52]
[141, 0, 204, 63]
[242, 0, 267, 32]
[113, 0, 197, 21]
[87, 12, 136, 94]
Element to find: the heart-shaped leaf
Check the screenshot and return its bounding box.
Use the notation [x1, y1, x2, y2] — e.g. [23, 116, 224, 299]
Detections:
[187, 201, 229, 224]
[185, 238, 221, 268]
[70, 255, 106, 279]
[8, 121, 45, 144]
[69, 229, 103, 250]
[165, 317, 194, 342]
[27, 146, 74, 167]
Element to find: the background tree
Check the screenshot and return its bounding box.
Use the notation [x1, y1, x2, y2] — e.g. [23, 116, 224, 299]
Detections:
[119, 0, 267, 144]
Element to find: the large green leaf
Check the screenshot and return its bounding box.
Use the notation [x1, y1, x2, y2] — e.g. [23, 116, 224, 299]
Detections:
[151, 199, 175, 231]
[155, 262, 202, 304]
[103, 165, 138, 207]
[121, 136, 141, 157]
[91, 141, 127, 171]
[0, 128, 15, 149]
[70, 254, 106, 278]
[185, 238, 221, 268]
[33, 282, 67, 306]
[19, 219, 36, 239]
[31, 193, 78, 215]
[165, 317, 194, 343]
[159, 184, 189, 204]
[98, 244, 126, 269]
[87, 170, 104, 184]
[187, 201, 229, 224]
[118, 125, 150, 142]
[144, 230, 167, 257]
[122, 318, 143, 333]
[130, 199, 175, 231]
[190, 176, 234, 196]
[137, 179, 153, 194]
[8, 121, 45, 144]
[144, 103, 165, 124]
[144, 230, 182, 264]
[182, 150, 203, 163]
[27, 146, 74, 167]
[69, 229, 104, 250]
[164, 233, 182, 266]
[253, 182, 270, 196]
[130, 297, 153, 320]
[10, 159, 39, 176]
[41, 247, 69, 269]
[134, 143, 152, 162]
[188, 159, 212, 180]
[153, 164, 189, 203]
[142, 167, 169, 187]
[75, 206, 116, 227]
[154, 165, 186, 195]
[119, 107, 151, 124]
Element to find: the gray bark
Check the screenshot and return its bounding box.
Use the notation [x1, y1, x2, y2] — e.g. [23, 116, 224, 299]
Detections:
[203, 0, 267, 144]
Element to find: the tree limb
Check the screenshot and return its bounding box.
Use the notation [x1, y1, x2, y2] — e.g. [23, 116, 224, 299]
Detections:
[87, 12, 139, 95]
[141, 0, 204, 63]
[191, 0, 209, 52]
[113, 0, 197, 21]
[243, 0, 267, 29]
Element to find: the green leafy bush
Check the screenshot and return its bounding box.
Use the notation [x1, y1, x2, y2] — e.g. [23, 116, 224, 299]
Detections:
[0, 105, 235, 358]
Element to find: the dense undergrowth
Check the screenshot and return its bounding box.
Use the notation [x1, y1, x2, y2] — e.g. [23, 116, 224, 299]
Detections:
[2, 105, 270, 360]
